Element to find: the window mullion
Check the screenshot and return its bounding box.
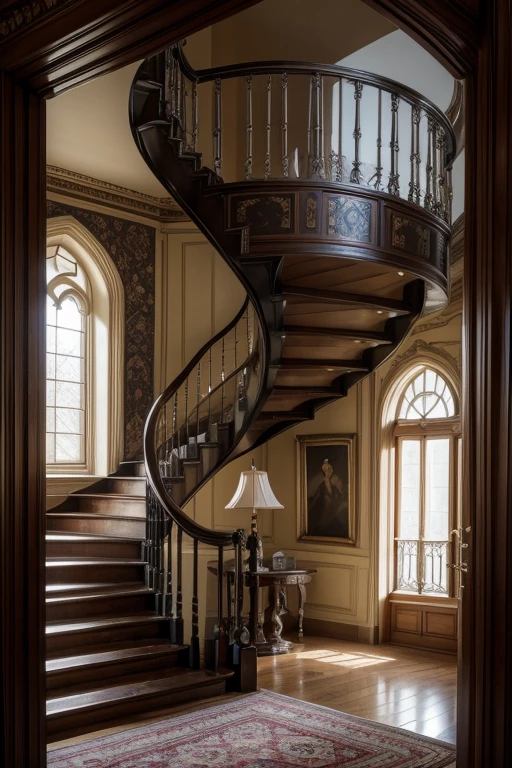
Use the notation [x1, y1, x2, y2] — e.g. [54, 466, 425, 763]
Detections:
[419, 435, 427, 594]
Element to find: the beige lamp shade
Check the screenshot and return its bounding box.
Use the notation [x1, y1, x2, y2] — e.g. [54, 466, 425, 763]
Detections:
[225, 465, 284, 510]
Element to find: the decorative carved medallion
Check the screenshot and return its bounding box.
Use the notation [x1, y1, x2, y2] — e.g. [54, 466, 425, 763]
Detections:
[327, 195, 372, 241]
[233, 195, 293, 235]
[391, 215, 430, 258]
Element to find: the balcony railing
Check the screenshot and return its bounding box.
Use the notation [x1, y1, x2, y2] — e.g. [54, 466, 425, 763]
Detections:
[163, 43, 455, 223]
[396, 538, 452, 595]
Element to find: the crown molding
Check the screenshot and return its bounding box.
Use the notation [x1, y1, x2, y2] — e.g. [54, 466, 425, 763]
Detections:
[0, 0, 78, 39]
[46, 165, 189, 223]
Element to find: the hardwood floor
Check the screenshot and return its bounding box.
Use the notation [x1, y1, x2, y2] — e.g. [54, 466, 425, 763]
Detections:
[258, 636, 457, 745]
[48, 636, 457, 753]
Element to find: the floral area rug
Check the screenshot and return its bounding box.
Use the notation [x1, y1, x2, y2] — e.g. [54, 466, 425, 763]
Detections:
[47, 689, 456, 767]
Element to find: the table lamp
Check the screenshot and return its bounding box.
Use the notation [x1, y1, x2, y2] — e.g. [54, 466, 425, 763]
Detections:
[225, 460, 284, 571]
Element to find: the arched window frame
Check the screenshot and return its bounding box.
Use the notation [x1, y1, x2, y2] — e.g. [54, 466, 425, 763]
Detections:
[377, 349, 462, 643]
[46, 218, 125, 476]
[46, 246, 92, 472]
[392, 364, 461, 599]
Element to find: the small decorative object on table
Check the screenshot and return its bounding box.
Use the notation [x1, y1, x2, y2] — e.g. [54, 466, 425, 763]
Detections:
[272, 551, 287, 570]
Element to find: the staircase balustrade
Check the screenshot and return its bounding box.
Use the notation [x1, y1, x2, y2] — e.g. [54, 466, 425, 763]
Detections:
[164, 42, 455, 222]
[144, 297, 263, 679]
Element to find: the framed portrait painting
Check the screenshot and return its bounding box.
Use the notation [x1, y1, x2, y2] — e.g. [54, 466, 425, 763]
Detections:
[297, 434, 356, 545]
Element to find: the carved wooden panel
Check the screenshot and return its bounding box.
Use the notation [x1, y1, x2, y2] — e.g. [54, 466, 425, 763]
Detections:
[230, 194, 294, 235]
[424, 609, 457, 639]
[394, 606, 421, 634]
[390, 213, 431, 258]
[299, 191, 320, 235]
[390, 600, 457, 653]
[326, 195, 373, 243]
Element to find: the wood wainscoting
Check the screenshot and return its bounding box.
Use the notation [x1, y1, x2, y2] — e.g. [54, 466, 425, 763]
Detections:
[389, 596, 457, 654]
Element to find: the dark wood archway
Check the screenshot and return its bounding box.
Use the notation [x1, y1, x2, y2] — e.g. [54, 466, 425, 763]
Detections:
[1, 1, 509, 765]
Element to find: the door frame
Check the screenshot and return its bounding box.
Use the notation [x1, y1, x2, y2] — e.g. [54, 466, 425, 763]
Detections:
[0, 1, 507, 766]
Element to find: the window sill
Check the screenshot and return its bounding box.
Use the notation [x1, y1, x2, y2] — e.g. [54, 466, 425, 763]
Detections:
[390, 593, 458, 609]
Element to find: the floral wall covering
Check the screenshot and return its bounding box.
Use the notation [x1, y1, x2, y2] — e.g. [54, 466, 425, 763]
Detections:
[47, 200, 155, 461]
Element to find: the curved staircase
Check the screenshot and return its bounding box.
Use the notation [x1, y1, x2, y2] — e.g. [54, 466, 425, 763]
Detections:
[45, 43, 455, 741]
[131, 42, 454, 469]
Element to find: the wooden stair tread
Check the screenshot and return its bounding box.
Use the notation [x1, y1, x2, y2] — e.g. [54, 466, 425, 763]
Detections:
[46, 581, 145, 594]
[46, 585, 153, 603]
[46, 669, 234, 717]
[46, 512, 146, 521]
[257, 410, 310, 422]
[108, 475, 146, 481]
[46, 557, 145, 566]
[272, 385, 336, 396]
[46, 612, 164, 635]
[279, 358, 369, 370]
[46, 533, 143, 543]
[283, 324, 392, 343]
[282, 284, 411, 313]
[46, 643, 188, 673]
[70, 493, 145, 501]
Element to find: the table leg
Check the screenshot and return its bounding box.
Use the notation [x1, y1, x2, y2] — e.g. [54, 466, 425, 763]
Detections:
[297, 582, 307, 640]
[264, 583, 283, 641]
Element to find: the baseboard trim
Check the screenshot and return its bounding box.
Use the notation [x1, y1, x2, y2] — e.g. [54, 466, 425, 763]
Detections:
[281, 615, 378, 645]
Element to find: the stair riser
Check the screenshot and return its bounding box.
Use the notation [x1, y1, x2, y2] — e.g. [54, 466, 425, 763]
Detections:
[107, 478, 146, 496]
[199, 446, 219, 476]
[78, 498, 146, 516]
[46, 621, 169, 656]
[46, 593, 154, 622]
[116, 462, 146, 478]
[184, 465, 200, 496]
[46, 678, 227, 741]
[46, 540, 142, 559]
[46, 516, 146, 538]
[47, 653, 183, 692]
[46, 564, 145, 585]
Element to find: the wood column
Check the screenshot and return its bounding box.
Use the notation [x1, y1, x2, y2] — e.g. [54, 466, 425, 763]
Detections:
[459, 0, 512, 765]
[0, 71, 46, 767]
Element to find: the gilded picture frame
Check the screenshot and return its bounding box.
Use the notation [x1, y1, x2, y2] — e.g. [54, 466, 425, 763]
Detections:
[297, 434, 356, 545]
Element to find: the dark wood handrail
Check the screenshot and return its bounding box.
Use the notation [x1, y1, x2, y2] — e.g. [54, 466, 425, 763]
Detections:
[144, 297, 252, 547]
[174, 44, 456, 164]
[157, 350, 259, 454]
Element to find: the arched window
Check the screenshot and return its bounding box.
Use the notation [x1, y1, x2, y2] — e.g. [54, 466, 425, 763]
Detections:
[46, 245, 90, 469]
[394, 366, 460, 597]
[46, 218, 125, 476]
[399, 368, 455, 420]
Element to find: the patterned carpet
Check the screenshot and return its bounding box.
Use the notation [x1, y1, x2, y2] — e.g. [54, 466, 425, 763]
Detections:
[47, 689, 456, 767]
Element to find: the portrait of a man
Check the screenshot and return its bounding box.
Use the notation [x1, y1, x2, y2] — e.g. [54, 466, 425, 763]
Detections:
[297, 435, 355, 544]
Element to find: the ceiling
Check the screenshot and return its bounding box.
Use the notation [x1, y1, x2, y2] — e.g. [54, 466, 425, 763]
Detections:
[46, 0, 395, 199]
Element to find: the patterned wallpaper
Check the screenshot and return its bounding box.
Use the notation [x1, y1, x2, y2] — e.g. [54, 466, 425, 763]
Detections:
[47, 200, 155, 461]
